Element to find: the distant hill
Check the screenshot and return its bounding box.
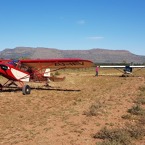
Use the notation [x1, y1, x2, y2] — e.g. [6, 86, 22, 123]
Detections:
[0, 47, 145, 63]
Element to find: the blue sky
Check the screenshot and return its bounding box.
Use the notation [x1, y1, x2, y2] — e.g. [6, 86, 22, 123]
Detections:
[0, 0, 145, 55]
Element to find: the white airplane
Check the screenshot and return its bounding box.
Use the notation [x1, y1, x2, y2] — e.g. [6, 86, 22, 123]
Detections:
[99, 65, 145, 76]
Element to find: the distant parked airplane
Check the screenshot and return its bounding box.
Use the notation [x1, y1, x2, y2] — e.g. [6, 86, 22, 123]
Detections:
[99, 65, 145, 76]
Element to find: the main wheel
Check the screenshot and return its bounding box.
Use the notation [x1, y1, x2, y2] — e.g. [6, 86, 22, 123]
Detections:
[22, 85, 31, 95]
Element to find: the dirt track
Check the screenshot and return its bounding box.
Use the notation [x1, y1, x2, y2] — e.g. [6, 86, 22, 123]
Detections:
[0, 69, 145, 145]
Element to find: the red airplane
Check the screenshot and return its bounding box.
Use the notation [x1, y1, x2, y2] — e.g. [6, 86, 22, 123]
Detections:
[0, 58, 93, 94]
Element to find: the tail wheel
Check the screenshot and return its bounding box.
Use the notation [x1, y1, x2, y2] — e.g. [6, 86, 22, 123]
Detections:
[22, 85, 31, 95]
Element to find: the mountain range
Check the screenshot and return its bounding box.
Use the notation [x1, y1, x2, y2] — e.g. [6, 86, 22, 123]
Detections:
[0, 47, 145, 64]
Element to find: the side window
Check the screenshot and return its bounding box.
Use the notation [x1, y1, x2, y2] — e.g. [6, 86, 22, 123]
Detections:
[20, 64, 28, 71]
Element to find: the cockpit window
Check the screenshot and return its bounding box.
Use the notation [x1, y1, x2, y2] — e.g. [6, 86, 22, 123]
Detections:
[8, 60, 19, 67]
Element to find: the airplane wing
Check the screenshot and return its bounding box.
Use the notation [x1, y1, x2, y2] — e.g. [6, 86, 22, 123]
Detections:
[100, 65, 126, 68]
[19, 58, 93, 69]
[100, 65, 145, 68]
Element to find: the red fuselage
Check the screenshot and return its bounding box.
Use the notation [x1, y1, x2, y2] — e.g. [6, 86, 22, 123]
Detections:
[0, 61, 30, 82]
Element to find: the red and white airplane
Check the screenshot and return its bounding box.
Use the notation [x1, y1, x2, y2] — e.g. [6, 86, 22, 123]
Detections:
[0, 58, 93, 94]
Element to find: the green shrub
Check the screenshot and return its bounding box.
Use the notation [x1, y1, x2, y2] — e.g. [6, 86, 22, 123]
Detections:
[55, 71, 60, 75]
[93, 127, 131, 145]
[94, 124, 145, 145]
[121, 114, 132, 120]
[138, 116, 145, 125]
[126, 124, 145, 139]
[127, 105, 145, 116]
[135, 96, 145, 105]
[96, 140, 124, 145]
[83, 102, 102, 116]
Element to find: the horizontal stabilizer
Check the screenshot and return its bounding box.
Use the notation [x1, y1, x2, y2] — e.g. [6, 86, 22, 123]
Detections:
[49, 76, 66, 82]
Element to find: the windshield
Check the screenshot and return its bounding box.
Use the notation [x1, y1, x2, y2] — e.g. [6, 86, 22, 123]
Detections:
[8, 60, 19, 67]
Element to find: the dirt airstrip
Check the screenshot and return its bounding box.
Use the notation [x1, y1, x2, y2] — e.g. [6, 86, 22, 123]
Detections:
[0, 68, 145, 145]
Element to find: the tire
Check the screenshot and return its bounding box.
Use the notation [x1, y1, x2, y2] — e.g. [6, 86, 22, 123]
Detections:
[22, 85, 31, 95]
[0, 83, 3, 91]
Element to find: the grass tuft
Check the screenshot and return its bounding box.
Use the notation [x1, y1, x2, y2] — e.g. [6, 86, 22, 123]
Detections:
[96, 140, 125, 145]
[126, 124, 145, 139]
[83, 102, 103, 116]
[121, 114, 132, 120]
[127, 105, 145, 116]
[94, 123, 145, 145]
[93, 127, 131, 145]
[135, 96, 145, 105]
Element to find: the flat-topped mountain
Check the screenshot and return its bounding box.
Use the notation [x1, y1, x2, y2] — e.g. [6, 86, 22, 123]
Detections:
[0, 47, 145, 63]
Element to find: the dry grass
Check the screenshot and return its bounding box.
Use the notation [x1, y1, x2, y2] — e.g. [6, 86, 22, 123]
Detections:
[94, 123, 145, 145]
[0, 67, 145, 145]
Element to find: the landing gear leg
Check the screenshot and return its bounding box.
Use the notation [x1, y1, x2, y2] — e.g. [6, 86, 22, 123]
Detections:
[6, 81, 18, 87]
[44, 78, 51, 87]
[22, 85, 31, 95]
[0, 84, 3, 91]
